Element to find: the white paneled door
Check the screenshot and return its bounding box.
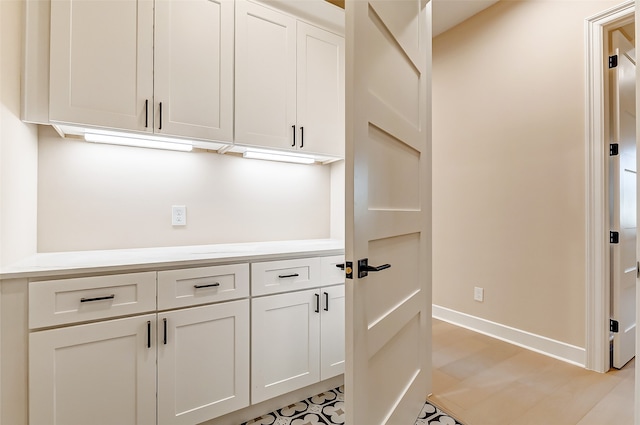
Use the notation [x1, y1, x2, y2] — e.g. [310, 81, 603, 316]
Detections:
[345, 0, 432, 423]
[611, 28, 637, 369]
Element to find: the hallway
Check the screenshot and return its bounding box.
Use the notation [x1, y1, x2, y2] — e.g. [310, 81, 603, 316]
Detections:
[429, 319, 634, 424]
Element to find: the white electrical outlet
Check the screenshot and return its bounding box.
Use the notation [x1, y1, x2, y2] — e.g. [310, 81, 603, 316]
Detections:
[172, 205, 187, 226]
[474, 287, 484, 302]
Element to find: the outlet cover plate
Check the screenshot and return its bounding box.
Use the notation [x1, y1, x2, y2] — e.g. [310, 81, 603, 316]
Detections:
[172, 205, 187, 226]
[474, 287, 484, 302]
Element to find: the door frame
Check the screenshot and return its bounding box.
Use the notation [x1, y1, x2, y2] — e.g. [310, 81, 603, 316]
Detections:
[584, 0, 634, 374]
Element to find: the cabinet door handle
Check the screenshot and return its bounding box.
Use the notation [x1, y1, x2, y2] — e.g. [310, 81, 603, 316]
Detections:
[144, 99, 149, 128]
[278, 273, 299, 279]
[163, 318, 167, 345]
[147, 321, 151, 349]
[80, 294, 115, 303]
[315, 293, 320, 313]
[194, 283, 220, 289]
[292, 125, 296, 147]
[300, 126, 304, 148]
[159, 102, 163, 130]
[324, 292, 329, 311]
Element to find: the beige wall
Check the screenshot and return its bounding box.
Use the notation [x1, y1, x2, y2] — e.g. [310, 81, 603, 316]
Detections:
[0, 0, 38, 268]
[37, 127, 332, 252]
[432, 0, 620, 348]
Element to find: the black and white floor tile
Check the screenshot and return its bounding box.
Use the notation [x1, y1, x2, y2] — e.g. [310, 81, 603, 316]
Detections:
[240, 386, 462, 425]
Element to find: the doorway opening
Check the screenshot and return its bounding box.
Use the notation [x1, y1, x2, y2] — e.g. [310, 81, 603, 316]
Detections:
[584, 0, 634, 375]
[606, 19, 636, 371]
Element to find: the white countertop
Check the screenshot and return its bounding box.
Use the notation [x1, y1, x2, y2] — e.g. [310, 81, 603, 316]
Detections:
[0, 239, 345, 280]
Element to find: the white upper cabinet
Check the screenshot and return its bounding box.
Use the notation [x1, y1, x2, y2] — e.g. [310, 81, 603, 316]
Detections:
[49, 0, 234, 144]
[154, 0, 234, 142]
[235, 0, 345, 157]
[49, 0, 154, 132]
[296, 21, 345, 157]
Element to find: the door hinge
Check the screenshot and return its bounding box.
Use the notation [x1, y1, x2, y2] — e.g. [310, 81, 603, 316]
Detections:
[610, 231, 620, 244]
[610, 143, 619, 156]
[610, 319, 619, 333]
[609, 55, 618, 68]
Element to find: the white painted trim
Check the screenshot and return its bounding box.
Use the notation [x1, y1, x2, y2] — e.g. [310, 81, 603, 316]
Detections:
[584, 0, 634, 374]
[433, 305, 586, 367]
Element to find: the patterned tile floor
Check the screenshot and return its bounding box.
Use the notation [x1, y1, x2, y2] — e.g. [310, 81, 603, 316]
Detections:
[240, 386, 463, 425]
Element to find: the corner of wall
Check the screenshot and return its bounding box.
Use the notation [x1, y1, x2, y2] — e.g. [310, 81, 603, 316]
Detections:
[0, 0, 39, 268]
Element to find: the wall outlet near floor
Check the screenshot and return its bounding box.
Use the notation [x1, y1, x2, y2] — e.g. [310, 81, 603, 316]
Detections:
[172, 205, 187, 226]
[474, 286, 484, 302]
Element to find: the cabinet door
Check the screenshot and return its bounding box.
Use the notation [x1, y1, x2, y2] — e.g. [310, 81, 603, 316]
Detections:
[251, 290, 320, 404]
[158, 300, 250, 425]
[296, 22, 345, 157]
[154, 0, 234, 143]
[29, 314, 157, 425]
[320, 285, 345, 380]
[49, 0, 153, 132]
[235, 0, 297, 150]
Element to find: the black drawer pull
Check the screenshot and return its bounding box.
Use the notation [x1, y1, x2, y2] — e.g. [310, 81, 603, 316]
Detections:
[194, 283, 221, 289]
[278, 273, 299, 279]
[80, 294, 115, 303]
[147, 321, 151, 349]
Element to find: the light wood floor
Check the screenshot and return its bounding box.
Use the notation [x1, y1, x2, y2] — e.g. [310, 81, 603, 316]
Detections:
[429, 319, 634, 425]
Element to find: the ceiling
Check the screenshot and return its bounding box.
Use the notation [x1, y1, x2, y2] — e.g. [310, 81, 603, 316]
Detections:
[323, 0, 499, 37]
[432, 0, 499, 36]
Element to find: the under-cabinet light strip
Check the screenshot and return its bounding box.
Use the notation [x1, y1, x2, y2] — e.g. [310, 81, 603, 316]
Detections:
[84, 132, 193, 152]
[242, 149, 316, 164]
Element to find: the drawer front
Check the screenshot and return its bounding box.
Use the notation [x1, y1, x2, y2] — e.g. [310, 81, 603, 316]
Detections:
[251, 257, 322, 296]
[29, 272, 157, 329]
[157, 264, 249, 310]
[321, 255, 346, 285]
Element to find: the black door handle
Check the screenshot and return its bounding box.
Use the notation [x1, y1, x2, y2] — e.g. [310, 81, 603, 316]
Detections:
[314, 293, 320, 313]
[358, 258, 391, 278]
[324, 292, 329, 311]
[336, 263, 345, 270]
[364, 264, 391, 272]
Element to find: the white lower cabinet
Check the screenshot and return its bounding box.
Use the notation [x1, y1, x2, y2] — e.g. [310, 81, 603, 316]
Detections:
[251, 284, 344, 404]
[320, 285, 345, 380]
[29, 314, 157, 425]
[27, 254, 343, 424]
[158, 300, 250, 425]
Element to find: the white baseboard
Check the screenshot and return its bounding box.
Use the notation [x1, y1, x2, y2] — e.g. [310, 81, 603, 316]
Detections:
[432, 305, 586, 368]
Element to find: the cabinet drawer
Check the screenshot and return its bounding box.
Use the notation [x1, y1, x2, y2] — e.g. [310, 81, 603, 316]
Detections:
[157, 264, 249, 310]
[321, 255, 346, 285]
[251, 257, 322, 296]
[29, 272, 157, 329]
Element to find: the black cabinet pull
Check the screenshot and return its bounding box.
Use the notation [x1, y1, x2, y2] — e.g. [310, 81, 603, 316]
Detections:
[323, 292, 329, 311]
[163, 318, 167, 345]
[159, 102, 163, 130]
[146, 321, 151, 348]
[292, 125, 296, 147]
[144, 99, 149, 128]
[314, 293, 320, 313]
[335, 264, 345, 270]
[80, 294, 115, 303]
[194, 283, 220, 289]
[278, 273, 299, 279]
[300, 126, 304, 148]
